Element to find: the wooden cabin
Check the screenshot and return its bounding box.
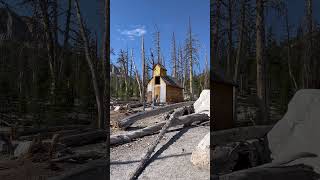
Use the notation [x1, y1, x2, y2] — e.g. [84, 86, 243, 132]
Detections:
[147, 64, 184, 103]
[213, 71, 236, 130]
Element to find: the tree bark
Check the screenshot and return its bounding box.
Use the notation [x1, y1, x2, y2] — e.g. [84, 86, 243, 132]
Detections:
[256, 0, 268, 124]
[211, 125, 273, 146]
[285, 7, 298, 91]
[74, 0, 105, 129]
[233, 0, 246, 125]
[131, 49, 143, 101]
[116, 101, 194, 129]
[111, 113, 208, 146]
[141, 35, 146, 111]
[227, 0, 233, 78]
[60, 129, 107, 147]
[218, 164, 319, 180]
[188, 17, 194, 100]
[39, 0, 56, 102]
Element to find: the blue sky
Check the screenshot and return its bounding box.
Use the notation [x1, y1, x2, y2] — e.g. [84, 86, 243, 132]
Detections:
[265, 0, 320, 40]
[110, 0, 210, 75]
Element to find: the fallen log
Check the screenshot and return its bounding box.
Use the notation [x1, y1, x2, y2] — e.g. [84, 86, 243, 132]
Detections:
[111, 113, 209, 145]
[116, 101, 194, 129]
[51, 151, 103, 163]
[17, 125, 88, 137]
[212, 138, 271, 175]
[212, 125, 273, 146]
[129, 106, 189, 180]
[217, 164, 320, 180]
[48, 159, 107, 180]
[19, 128, 93, 141]
[60, 129, 107, 147]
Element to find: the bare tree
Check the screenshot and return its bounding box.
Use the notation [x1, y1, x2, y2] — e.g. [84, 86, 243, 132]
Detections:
[256, 0, 268, 124]
[171, 32, 177, 78]
[141, 35, 146, 111]
[304, 0, 313, 88]
[284, 5, 298, 91]
[227, 0, 234, 78]
[204, 48, 209, 89]
[153, 26, 161, 64]
[184, 17, 199, 100]
[131, 49, 142, 100]
[38, 0, 57, 101]
[74, 0, 105, 128]
[212, 0, 221, 70]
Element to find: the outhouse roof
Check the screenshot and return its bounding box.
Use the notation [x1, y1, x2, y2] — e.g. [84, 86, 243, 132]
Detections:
[213, 70, 237, 86]
[161, 76, 183, 89]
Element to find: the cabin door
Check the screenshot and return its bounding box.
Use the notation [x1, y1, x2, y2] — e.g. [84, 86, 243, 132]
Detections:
[154, 86, 160, 102]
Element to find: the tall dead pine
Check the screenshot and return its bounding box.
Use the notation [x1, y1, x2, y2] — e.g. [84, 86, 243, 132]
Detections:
[74, 0, 105, 129]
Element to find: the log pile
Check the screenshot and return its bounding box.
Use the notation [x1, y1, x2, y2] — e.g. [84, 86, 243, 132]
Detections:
[116, 101, 194, 129]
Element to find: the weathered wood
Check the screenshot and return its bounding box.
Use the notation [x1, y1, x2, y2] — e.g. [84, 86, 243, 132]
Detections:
[116, 101, 194, 129]
[51, 151, 103, 163]
[60, 130, 107, 147]
[129, 106, 188, 180]
[212, 138, 271, 175]
[17, 125, 87, 137]
[111, 112, 209, 146]
[19, 128, 92, 141]
[218, 164, 320, 180]
[48, 159, 107, 180]
[212, 125, 273, 146]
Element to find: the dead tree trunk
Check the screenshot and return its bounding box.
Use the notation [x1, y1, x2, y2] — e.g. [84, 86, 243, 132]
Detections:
[256, 0, 268, 124]
[227, 0, 233, 78]
[74, 0, 105, 129]
[188, 17, 194, 100]
[111, 110, 208, 146]
[131, 49, 143, 101]
[285, 7, 298, 91]
[141, 35, 146, 111]
[304, 0, 313, 88]
[39, 0, 56, 102]
[171, 32, 177, 78]
[212, 0, 221, 69]
[233, 0, 246, 124]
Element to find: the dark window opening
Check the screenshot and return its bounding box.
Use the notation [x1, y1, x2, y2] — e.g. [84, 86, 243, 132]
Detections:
[155, 76, 160, 85]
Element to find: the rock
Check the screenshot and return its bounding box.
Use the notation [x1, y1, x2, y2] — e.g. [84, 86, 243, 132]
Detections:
[267, 89, 320, 174]
[14, 141, 32, 157]
[191, 132, 210, 169]
[193, 89, 210, 117]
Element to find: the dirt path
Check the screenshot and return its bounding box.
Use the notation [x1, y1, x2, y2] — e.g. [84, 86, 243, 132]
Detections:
[110, 125, 210, 180]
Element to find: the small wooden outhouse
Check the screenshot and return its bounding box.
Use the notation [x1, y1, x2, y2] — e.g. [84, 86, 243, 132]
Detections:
[147, 64, 183, 103]
[213, 71, 236, 130]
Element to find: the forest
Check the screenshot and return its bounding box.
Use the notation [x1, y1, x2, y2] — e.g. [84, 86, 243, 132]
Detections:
[0, 0, 109, 129]
[211, 0, 320, 179]
[110, 19, 209, 103]
[212, 0, 320, 125]
[0, 0, 109, 179]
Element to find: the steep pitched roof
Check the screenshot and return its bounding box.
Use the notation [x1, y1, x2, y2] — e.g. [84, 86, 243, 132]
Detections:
[152, 63, 167, 71]
[161, 76, 183, 89]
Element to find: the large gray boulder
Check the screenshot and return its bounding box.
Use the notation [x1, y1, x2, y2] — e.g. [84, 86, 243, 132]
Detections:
[190, 132, 210, 169]
[267, 89, 320, 173]
[193, 89, 210, 117]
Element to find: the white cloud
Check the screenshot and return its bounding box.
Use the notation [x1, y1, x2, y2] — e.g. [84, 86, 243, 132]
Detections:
[119, 25, 147, 40]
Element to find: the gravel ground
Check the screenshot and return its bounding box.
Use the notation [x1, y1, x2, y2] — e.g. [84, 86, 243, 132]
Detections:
[110, 125, 210, 180]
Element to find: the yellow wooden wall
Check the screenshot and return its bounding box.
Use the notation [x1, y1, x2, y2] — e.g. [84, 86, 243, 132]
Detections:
[153, 64, 167, 77]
